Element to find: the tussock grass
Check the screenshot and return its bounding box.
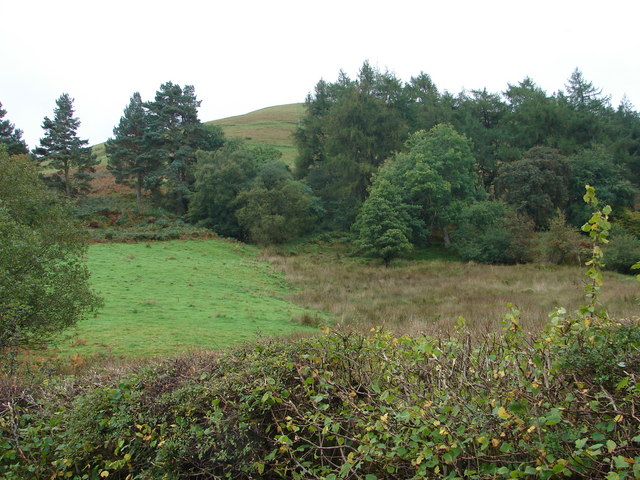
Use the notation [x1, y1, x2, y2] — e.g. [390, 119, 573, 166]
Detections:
[261, 247, 639, 337]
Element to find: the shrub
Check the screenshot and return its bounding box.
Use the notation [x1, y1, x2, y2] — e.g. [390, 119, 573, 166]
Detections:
[605, 225, 640, 274]
[451, 201, 535, 264]
[3, 325, 639, 479]
[535, 210, 585, 265]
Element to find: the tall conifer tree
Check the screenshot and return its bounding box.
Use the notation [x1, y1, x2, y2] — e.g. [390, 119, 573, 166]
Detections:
[106, 92, 159, 204]
[34, 93, 97, 196]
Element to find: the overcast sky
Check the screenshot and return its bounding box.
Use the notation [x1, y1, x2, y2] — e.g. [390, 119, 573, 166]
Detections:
[2, 0, 639, 149]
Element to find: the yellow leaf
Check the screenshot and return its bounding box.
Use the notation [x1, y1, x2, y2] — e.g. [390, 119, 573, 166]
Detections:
[100, 472, 109, 478]
[497, 406, 511, 419]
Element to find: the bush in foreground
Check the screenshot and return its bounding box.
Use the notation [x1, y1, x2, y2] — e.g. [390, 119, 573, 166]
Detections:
[2, 313, 639, 479]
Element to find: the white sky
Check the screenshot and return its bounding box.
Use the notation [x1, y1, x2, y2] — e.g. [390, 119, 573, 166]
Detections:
[2, 0, 639, 149]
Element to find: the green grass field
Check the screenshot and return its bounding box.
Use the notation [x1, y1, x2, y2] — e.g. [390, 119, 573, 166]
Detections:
[208, 103, 304, 166]
[53, 239, 317, 358]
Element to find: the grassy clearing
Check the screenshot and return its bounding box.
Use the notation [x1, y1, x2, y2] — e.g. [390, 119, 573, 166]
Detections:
[261, 242, 640, 337]
[208, 103, 304, 166]
[50, 239, 317, 359]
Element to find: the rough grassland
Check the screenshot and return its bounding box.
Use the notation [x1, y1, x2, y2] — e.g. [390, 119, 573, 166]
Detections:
[53, 239, 316, 358]
[207, 103, 304, 165]
[261, 244, 640, 337]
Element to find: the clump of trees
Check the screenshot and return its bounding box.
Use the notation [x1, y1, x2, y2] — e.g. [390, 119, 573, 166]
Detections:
[106, 83, 224, 213]
[294, 63, 640, 266]
[8, 63, 640, 267]
[0, 147, 101, 349]
[189, 141, 320, 244]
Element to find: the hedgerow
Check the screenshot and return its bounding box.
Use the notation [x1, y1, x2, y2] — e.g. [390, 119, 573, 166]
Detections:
[2, 314, 639, 479]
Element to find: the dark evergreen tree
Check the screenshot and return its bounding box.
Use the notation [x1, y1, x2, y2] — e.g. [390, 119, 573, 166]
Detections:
[0, 101, 28, 155]
[106, 93, 159, 205]
[145, 82, 224, 214]
[495, 146, 571, 229]
[503, 78, 563, 153]
[451, 89, 509, 190]
[34, 93, 97, 196]
[566, 146, 637, 225]
[294, 63, 408, 228]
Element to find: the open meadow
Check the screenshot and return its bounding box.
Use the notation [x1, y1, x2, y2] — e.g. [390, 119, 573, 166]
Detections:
[50, 239, 317, 359]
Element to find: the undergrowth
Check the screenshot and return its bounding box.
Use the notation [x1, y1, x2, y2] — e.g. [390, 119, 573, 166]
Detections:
[1, 318, 639, 479]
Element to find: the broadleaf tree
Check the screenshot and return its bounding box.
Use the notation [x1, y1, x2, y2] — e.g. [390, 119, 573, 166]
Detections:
[0, 147, 102, 348]
[352, 177, 414, 265]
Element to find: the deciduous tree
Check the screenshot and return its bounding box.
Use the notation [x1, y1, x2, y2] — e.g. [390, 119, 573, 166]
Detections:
[0, 148, 101, 348]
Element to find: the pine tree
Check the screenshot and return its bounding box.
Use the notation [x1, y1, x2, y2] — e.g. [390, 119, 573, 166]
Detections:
[34, 94, 97, 196]
[106, 93, 159, 205]
[145, 82, 224, 214]
[0, 101, 28, 155]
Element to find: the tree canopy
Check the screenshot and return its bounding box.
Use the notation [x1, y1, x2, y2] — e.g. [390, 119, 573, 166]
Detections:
[0, 148, 101, 348]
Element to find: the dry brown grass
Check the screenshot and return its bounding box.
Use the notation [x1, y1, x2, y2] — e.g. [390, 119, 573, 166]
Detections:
[88, 165, 135, 197]
[261, 249, 639, 338]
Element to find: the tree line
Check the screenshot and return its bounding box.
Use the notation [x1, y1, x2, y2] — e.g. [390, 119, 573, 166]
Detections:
[293, 62, 640, 265]
[2, 63, 640, 263]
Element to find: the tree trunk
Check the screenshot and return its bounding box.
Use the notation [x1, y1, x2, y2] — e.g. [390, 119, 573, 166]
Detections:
[136, 173, 143, 206]
[64, 166, 71, 196]
[443, 226, 451, 248]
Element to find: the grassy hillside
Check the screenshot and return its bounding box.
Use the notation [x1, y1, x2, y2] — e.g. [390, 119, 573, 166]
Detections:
[50, 239, 318, 358]
[91, 103, 304, 167]
[207, 103, 304, 165]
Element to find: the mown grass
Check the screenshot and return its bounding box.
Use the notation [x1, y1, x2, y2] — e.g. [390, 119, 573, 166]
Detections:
[261, 242, 640, 337]
[208, 103, 304, 166]
[50, 239, 317, 359]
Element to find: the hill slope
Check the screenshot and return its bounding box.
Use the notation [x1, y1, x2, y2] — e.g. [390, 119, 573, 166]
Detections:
[92, 103, 304, 167]
[207, 103, 304, 165]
